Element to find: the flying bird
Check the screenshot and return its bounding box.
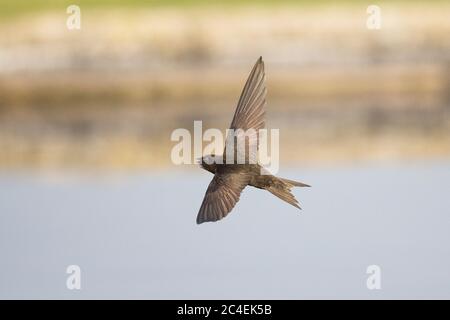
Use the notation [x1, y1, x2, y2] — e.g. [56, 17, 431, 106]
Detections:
[197, 57, 310, 224]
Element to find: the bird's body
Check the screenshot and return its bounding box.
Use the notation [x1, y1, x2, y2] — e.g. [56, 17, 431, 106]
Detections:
[197, 57, 310, 224]
[200, 157, 307, 193]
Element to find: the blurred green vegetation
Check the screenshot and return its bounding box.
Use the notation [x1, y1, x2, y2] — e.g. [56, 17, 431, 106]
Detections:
[0, 0, 445, 18]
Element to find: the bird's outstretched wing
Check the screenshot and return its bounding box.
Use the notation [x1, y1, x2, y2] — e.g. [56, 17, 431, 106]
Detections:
[197, 172, 249, 224]
[224, 57, 267, 164]
[230, 56, 266, 131]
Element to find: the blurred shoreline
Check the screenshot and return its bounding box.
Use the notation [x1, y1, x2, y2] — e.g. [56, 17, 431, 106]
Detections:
[0, 3, 449, 169]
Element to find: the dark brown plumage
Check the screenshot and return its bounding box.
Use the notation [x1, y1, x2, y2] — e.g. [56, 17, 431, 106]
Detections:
[197, 57, 310, 224]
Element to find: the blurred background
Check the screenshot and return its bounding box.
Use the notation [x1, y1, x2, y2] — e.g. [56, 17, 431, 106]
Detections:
[1, 0, 449, 168]
[1, 0, 450, 299]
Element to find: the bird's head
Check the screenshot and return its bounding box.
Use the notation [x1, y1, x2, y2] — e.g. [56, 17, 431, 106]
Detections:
[197, 154, 219, 174]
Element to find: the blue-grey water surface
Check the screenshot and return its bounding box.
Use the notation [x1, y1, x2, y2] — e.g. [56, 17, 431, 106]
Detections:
[0, 162, 449, 299]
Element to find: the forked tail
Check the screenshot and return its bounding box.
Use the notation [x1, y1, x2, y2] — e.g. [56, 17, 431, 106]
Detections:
[280, 178, 311, 188]
[265, 177, 310, 209]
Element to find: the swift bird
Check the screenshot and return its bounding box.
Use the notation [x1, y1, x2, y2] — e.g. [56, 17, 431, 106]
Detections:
[197, 57, 310, 224]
